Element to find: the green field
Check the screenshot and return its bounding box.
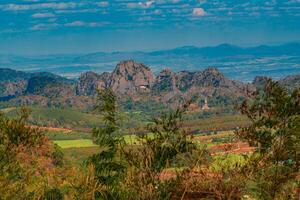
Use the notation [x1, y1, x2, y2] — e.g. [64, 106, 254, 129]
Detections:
[0, 107, 17, 113]
[54, 139, 97, 148]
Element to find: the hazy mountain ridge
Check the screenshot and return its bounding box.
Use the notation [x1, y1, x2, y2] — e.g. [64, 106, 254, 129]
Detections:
[1, 60, 299, 109]
[1, 43, 299, 82]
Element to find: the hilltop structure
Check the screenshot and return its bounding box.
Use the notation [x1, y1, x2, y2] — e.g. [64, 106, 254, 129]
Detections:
[202, 98, 210, 110]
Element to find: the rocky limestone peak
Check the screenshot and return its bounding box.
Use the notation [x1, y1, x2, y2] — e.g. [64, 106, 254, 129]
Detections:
[110, 60, 154, 95]
[114, 60, 151, 72]
[201, 67, 225, 80]
[80, 71, 102, 80]
[252, 76, 271, 88]
[193, 67, 226, 87]
[175, 71, 195, 92]
[76, 71, 111, 96]
[280, 74, 300, 84]
[152, 68, 178, 93]
[160, 68, 173, 75]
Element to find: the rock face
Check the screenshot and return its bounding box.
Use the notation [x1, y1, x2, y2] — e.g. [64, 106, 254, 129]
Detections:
[279, 74, 300, 90]
[253, 75, 300, 92]
[76, 60, 154, 98]
[152, 68, 177, 93]
[252, 76, 270, 88]
[151, 67, 253, 105]
[0, 81, 27, 100]
[110, 60, 154, 95]
[0, 68, 29, 100]
[175, 71, 195, 92]
[76, 71, 110, 96]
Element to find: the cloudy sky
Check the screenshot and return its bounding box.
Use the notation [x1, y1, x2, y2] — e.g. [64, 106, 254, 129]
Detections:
[0, 0, 299, 55]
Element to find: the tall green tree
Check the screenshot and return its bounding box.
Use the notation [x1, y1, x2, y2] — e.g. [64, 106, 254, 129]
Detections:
[238, 79, 300, 199]
[121, 101, 204, 200]
[88, 88, 125, 198]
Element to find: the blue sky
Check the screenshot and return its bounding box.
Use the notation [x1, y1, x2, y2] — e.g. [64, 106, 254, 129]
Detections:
[0, 0, 299, 55]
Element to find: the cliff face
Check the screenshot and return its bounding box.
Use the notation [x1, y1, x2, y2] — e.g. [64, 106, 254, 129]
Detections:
[152, 68, 178, 93]
[76, 71, 110, 96]
[76, 60, 154, 98]
[0, 68, 29, 100]
[110, 60, 154, 96]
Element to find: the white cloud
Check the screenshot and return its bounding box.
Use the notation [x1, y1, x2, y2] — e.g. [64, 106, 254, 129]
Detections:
[89, 22, 110, 27]
[30, 23, 58, 30]
[64, 21, 109, 27]
[32, 12, 55, 18]
[127, 1, 155, 9]
[65, 21, 85, 27]
[2, 3, 81, 11]
[192, 8, 206, 16]
[55, 9, 99, 14]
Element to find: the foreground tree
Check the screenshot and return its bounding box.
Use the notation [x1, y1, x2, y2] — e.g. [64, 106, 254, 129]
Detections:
[0, 108, 65, 199]
[87, 88, 125, 199]
[238, 79, 300, 199]
[120, 101, 211, 200]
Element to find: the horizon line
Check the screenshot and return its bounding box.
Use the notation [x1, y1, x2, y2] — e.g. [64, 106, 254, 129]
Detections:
[1, 41, 299, 57]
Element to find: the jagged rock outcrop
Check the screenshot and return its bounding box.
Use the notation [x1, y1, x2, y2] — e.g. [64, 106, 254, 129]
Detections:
[76, 71, 110, 96]
[5, 59, 299, 109]
[252, 76, 270, 88]
[110, 60, 154, 96]
[152, 68, 188, 104]
[76, 60, 154, 98]
[64, 61, 252, 104]
[193, 67, 225, 87]
[0, 68, 29, 100]
[252, 75, 300, 92]
[279, 74, 300, 90]
[175, 71, 195, 92]
[0, 81, 27, 100]
[152, 68, 178, 93]
[151, 67, 252, 105]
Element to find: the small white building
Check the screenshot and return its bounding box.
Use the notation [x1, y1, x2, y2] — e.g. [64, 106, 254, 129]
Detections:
[139, 85, 148, 90]
[202, 98, 210, 110]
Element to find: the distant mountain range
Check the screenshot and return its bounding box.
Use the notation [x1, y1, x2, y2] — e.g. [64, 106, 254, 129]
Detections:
[1, 60, 300, 110]
[1, 43, 299, 82]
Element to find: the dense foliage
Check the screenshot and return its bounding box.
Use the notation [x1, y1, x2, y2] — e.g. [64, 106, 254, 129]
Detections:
[238, 79, 300, 199]
[0, 82, 299, 199]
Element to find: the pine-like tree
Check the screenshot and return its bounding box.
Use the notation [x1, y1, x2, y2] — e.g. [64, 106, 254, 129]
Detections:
[87, 88, 125, 198]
